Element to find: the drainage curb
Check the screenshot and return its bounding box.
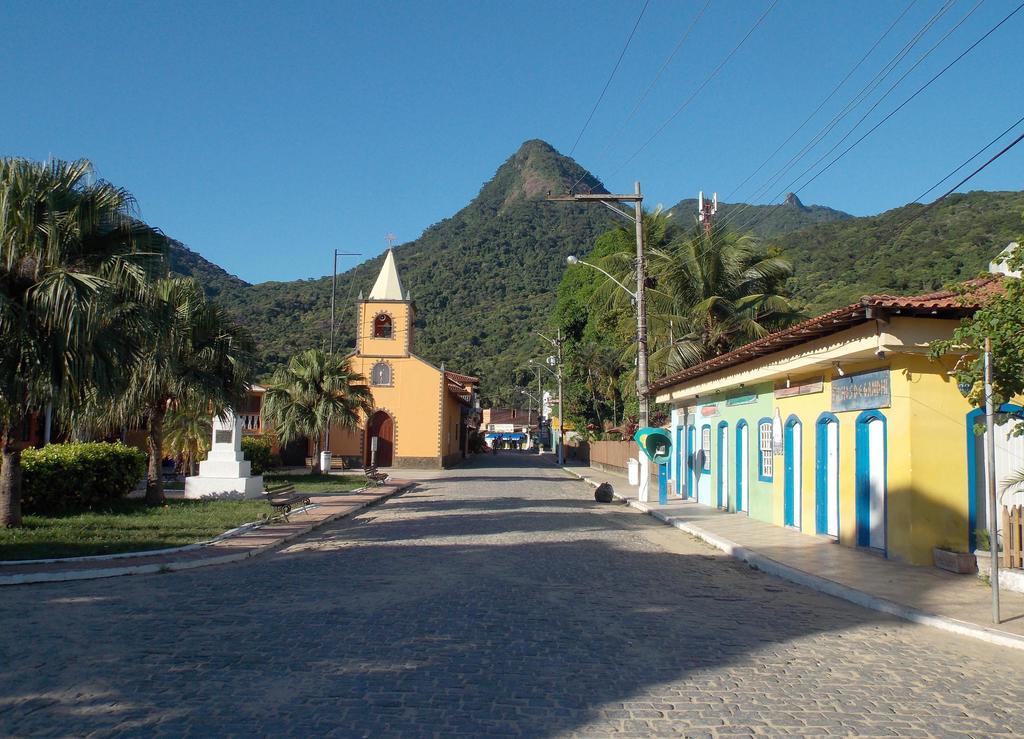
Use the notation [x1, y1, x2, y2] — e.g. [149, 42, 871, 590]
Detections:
[0, 483, 411, 586]
[564, 466, 1024, 652]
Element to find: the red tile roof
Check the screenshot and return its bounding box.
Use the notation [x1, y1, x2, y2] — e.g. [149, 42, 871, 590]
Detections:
[648, 276, 1002, 394]
[445, 370, 480, 385]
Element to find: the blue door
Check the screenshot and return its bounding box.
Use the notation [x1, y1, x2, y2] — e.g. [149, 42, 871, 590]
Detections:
[855, 411, 887, 551]
[784, 416, 802, 528]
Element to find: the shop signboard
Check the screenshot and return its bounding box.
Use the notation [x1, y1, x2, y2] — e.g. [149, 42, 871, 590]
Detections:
[831, 368, 891, 412]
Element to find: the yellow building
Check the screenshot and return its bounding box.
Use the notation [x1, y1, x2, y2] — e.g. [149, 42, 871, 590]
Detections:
[323, 250, 480, 468]
[652, 278, 1024, 566]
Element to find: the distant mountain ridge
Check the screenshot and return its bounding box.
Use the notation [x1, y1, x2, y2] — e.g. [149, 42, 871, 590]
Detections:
[666, 192, 852, 238]
[166, 140, 1022, 392]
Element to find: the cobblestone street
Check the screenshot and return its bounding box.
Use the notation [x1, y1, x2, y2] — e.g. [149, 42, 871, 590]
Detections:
[2, 453, 1023, 737]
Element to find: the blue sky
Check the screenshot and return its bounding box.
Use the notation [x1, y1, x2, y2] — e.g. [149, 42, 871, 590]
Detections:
[2, 0, 1022, 284]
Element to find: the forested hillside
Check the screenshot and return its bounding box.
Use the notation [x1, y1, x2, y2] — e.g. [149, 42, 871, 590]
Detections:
[170, 140, 615, 390]
[167, 138, 1022, 398]
[769, 190, 1024, 315]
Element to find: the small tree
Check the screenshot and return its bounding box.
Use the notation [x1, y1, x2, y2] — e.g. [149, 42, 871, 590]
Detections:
[262, 349, 373, 473]
[162, 400, 213, 476]
[932, 247, 1024, 496]
[102, 277, 255, 505]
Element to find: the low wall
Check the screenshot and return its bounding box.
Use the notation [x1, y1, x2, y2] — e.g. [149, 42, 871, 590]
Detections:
[589, 440, 658, 478]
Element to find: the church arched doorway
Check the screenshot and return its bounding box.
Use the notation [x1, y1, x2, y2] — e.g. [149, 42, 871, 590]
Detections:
[366, 411, 394, 467]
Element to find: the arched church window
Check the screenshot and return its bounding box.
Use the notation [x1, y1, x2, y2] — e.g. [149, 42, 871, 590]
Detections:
[373, 313, 393, 338]
[371, 362, 392, 386]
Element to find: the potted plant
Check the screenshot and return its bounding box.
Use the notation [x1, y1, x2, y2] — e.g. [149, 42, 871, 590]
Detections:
[933, 543, 977, 574]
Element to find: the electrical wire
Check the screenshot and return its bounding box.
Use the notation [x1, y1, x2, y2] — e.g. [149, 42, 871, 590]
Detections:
[568, 0, 652, 158]
[895, 125, 1024, 240]
[732, 0, 1022, 235]
[608, 0, 779, 179]
[719, 0, 957, 232]
[912, 113, 1024, 203]
[569, 0, 712, 194]
[722, 0, 918, 205]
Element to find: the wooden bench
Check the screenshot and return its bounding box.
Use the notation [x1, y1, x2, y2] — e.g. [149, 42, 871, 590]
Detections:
[364, 466, 389, 486]
[262, 483, 312, 521]
[304, 456, 349, 471]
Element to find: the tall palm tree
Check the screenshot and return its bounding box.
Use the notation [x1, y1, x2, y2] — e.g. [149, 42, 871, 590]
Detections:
[597, 216, 797, 377]
[102, 277, 255, 506]
[262, 349, 373, 473]
[0, 158, 159, 527]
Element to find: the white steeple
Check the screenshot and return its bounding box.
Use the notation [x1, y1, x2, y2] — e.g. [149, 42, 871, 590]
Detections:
[368, 249, 406, 300]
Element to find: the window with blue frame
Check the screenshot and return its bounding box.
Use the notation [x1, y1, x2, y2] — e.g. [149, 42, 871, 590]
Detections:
[701, 425, 711, 472]
[758, 419, 773, 480]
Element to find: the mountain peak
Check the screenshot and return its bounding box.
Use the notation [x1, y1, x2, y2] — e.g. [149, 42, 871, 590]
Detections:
[474, 139, 607, 214]
[784, 192, 806, 210]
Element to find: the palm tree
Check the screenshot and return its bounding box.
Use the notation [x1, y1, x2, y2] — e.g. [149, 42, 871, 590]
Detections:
[0, 158, 160, 527]
[262, 349, 373, 473]
[597, 215, 797, 377]
[162, 400, 213, 476]
[102, 277, 255, 506]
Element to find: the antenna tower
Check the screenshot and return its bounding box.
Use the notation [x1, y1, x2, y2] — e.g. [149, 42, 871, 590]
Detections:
[698, 191, 718, 236]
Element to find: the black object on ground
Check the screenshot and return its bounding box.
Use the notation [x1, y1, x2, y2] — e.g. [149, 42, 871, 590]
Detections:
[594, 483, 614, 503]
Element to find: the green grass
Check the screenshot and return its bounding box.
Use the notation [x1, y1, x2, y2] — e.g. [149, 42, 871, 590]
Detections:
[0, 499, 272, 562]
[263, 472, 365, 494]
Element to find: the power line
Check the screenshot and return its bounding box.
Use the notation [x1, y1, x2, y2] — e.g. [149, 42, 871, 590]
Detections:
[912, 113, 1024, 203]
[722, 0, 918, 204]
[719, 0, 956, 232]
[733, 0, 1022, 234]
[570, 0, 711, 193]
[609, 0, 779, 178]
[567, 0, 652, 158]
[895, 124, 1024, 239]
[767, 0, 986, 205]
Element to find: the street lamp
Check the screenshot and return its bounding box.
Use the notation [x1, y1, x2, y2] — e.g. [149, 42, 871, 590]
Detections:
[554, 182, 651, 501]
[534, 332, 564, 465]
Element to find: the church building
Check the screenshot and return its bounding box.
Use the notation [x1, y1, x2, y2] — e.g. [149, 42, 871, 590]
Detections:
[322, 250, 480, 468]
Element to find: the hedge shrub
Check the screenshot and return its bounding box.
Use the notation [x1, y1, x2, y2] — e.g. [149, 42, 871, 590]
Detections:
[21, 442, 147, 516]
[241, 435, 279, 475]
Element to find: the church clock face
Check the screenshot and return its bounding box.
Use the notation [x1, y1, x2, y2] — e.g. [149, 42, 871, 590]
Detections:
[371, 361, 392, 386]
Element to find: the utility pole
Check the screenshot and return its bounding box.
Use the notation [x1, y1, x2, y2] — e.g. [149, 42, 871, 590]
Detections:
[329, 250, 359, 354]
[535, 332, 565, 465]
[698, 190, 717, 236]
[548, 182, 650, 499]
[984, 337, 1001, 623]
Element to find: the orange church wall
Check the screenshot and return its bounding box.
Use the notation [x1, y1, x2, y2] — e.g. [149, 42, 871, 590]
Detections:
[357, 301, 415, 358]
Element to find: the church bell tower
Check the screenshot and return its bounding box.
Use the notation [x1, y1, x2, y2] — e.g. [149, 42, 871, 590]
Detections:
[357, 250, 414, 357]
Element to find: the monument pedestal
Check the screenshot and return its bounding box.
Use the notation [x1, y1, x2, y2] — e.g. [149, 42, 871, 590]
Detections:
[184, 414, 264, 499]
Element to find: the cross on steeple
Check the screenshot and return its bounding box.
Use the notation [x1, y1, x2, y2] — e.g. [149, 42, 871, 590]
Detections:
[385, 232, 397, 248]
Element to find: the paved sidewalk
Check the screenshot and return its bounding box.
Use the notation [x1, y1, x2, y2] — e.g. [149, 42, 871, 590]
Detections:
[0, 480, 413, 586]
[560, 458, 1024, 649]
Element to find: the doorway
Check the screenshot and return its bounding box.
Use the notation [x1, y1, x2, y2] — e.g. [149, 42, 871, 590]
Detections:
[784, 416, 802, 529]
[736, 421, 749, 513]
[815, 413, 840, 538]
[855, 411, 886, 552]
[366, 411, 394, 467]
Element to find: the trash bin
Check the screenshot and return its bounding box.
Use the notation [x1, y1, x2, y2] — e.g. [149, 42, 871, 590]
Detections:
[627, 458, 640, 486]
[319, 450, 332, 473]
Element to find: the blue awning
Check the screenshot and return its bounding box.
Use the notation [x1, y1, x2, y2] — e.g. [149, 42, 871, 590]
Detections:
[486, 433, 526, 440]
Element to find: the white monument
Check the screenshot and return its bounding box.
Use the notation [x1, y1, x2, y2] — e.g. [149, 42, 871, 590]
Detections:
[184, 412, 264, 499]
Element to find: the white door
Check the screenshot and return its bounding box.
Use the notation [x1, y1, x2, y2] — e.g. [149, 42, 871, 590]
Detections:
[868, 418, 886, 550]
[788, 422, 802, 529]
[825, 421, 839, 537]
[977, 414, 1024, 529]
[719, 427, 729, 509]
[738, 426, 749, 513]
